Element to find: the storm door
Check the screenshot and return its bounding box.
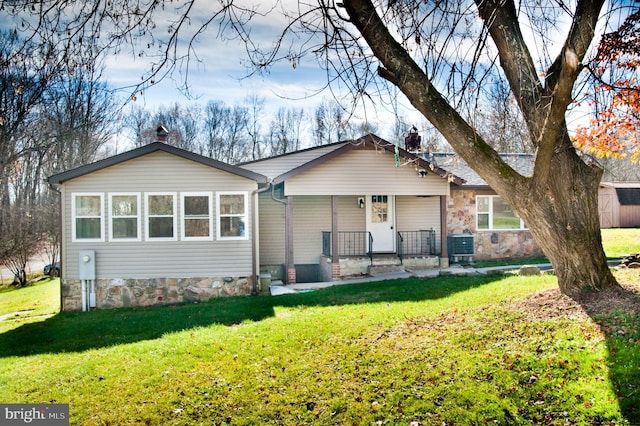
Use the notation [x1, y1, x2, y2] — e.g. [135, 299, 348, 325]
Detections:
[366, 195, 395, 252]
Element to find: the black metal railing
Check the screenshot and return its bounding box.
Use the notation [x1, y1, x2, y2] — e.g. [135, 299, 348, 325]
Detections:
[324, 230, 435, 265]
[397, 229, 436, 264]
[322, 231, 374, 263]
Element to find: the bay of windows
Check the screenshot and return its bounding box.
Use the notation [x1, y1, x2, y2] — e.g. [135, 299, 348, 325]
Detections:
[72, 191, 247, 241]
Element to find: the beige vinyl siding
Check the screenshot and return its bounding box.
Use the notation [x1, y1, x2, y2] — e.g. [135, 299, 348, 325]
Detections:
[284, 148, 450, 196]
[61, 151, 257, 279]
[291, 196, 331, 264]
[258, 192, 286, 264]
[338, 196, 365, 232]
[396, 196, 442, 250]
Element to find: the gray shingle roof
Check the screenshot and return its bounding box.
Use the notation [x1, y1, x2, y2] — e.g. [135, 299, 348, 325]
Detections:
[48, 142, 268, 184]
[425, 153, 535, 186]
[616, 188, 640, 205]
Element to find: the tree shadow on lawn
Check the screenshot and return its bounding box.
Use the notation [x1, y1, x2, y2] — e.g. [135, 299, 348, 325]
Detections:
[0, 273, 497, 357]
[516, 276, 640, 424]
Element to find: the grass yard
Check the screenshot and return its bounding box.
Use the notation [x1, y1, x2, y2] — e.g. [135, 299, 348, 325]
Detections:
[0, 270, 639, 425]
[602, 228, 640, 258]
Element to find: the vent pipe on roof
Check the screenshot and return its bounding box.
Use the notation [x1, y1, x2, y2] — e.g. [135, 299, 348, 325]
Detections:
[156, 125, 169, 143]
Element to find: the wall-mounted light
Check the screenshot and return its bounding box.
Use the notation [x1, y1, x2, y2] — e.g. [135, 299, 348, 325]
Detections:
[358, 197, 365, 209]
[417, 169, 428, 178]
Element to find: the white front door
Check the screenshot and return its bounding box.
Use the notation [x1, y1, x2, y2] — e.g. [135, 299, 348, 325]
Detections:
[366, 195, 395, 252]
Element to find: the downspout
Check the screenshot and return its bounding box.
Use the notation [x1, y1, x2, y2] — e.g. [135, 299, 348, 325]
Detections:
[270, 183, 293, 284]
[47, 181, 63, 311]
[251, 180, 272, 295]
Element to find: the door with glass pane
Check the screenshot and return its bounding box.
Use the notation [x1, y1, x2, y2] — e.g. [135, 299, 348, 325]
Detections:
[366, 195, 395, 252]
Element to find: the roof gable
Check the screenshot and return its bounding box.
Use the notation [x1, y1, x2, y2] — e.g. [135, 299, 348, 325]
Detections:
[250, 134, 464, 185]
[48, 142, 268, 184]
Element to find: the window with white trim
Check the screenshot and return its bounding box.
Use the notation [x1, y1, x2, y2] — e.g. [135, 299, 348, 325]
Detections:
[146, 193, 177, 240]
[217, 192, 248, 240]
[477, 195, 526, 230]
[109, 193, 140, 241]
[72, 193, 104, 241]
[182, 192, 213, 240]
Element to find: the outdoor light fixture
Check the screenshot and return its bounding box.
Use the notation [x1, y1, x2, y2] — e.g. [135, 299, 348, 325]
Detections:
[358, 197, 365, 209]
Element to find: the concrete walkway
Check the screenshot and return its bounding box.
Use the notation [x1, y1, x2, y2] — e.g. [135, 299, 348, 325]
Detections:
[270, 263, 554, 295]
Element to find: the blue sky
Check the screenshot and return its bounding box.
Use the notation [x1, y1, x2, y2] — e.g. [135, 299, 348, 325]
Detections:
[98, 1, 424, 143]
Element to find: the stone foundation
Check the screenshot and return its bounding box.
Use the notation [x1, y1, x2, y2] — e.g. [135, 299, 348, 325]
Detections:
[61, 276, 253, 311]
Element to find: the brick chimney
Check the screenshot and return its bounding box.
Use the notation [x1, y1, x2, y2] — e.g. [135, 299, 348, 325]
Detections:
[404, 126, 421, 152]
[156, 125, 169, 143]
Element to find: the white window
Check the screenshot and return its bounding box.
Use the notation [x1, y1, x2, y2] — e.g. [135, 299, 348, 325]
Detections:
[109, 193, 141, 241]
[181, 192, 213, 240]
[146, 193, 177, 241]
[72, 193, 104, 242]
[217, 192, 248, 240]
[476, 195, 526, 230]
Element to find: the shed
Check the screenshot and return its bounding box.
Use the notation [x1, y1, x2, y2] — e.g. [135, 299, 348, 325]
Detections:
[598, 182, 640, 228]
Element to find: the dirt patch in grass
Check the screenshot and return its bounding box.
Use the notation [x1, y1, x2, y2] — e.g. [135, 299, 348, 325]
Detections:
[514, 271, 640, 321]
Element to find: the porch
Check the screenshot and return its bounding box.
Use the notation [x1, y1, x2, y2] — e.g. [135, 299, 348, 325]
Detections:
[319, 229, 441, 280]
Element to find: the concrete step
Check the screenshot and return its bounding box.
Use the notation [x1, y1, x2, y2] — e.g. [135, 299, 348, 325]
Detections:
[367, 263, 405, 276]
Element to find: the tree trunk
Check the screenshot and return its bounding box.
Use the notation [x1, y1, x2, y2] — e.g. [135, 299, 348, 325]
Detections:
[506, 146, 618, 298]
[342, 0, 620, 299]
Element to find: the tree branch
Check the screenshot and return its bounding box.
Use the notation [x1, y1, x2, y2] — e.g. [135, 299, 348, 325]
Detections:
[342, 0, 528, 197]
[474, 0, 544, 141]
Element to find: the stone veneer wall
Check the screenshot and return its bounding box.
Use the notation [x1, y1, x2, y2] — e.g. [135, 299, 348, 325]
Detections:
[61, 276, 253, 311]
[447, 189, 543, 260]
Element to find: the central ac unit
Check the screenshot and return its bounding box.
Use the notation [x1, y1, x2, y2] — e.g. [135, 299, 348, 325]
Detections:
[447, 234, 474, 262]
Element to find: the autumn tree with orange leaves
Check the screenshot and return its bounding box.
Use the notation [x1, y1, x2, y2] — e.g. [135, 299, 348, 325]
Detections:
[575, 10, 640, 163]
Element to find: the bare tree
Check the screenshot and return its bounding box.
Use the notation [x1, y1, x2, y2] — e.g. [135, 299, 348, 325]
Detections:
[4, 0, 635, 297]
[245, 94, 265, 160]
[43, 65, 119, 170]
[475, 80, 534, 153]
[313, 99, 347, 146]
[123, 105, 154, 148]
[268, 107, 305, 155]
[153, 103, 203, 151]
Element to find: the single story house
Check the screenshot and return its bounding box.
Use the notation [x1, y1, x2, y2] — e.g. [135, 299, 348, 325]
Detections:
[51, 132, 561, 311]
[598, 182, 640, 228]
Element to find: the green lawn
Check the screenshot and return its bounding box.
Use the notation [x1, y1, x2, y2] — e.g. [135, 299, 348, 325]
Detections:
[1, 272, 638, 425]
[0, 279, 59, 333]
[602, 228, 640, 258]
